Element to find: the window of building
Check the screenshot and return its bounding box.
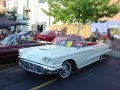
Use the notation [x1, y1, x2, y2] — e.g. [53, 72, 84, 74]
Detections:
[39, 0, 45, 3]
[23, 0, 30, 20]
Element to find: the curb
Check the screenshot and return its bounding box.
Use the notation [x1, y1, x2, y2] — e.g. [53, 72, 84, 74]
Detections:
[107, 50, 120, 59]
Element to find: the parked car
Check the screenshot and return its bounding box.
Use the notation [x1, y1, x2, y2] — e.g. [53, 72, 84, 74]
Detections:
[18, 36, 112, 78]
[0, 29, 11, 40]
[17, 30, 37, 39]
[34, 30, 64, 42]
[113, 35, 120, 39]
[0, 34, 51, 64]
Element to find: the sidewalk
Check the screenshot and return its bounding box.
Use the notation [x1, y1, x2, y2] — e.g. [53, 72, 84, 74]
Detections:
[107, 39, 120, 59]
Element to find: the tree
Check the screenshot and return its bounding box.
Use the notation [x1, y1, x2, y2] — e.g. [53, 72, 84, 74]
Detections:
[0, 10, 17, 21]
[42, 0, 120, 35]
[4, 10, 17, 21]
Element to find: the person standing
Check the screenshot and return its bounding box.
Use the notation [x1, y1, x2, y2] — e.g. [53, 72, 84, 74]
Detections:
[94, 28, 100, 41]
[107, 29, 110, 40]
[95, 28, 100, 37]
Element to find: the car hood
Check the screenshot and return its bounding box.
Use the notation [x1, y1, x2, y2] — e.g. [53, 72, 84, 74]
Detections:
[20, 45, 77, 59]
[36, 34, 48, 36]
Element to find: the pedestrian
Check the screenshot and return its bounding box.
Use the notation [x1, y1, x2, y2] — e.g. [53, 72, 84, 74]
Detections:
[107, 29, 110, 40]
[94, 28, 100, 40]
[95, 28, 100, 37]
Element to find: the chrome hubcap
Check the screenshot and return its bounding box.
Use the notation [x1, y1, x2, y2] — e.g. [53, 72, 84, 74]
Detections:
[60, 62, 71, 78]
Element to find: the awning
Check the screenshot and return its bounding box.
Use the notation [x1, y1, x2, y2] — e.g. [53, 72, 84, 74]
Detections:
[0, 17, 18, 29]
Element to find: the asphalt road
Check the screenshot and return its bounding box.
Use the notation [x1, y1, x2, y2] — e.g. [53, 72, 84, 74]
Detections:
[0, 57, 120, 90]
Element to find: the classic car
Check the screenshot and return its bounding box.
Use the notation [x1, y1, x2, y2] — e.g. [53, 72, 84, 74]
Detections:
[0, 34, 51, 64]
[34, 30, 64, 42]
[18, 36, 112, 78]
[17, 30, 37, 38]
[0, 30, 9, 40]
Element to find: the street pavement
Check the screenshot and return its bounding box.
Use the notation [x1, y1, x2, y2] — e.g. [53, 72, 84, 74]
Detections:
[0, 57, 120, 90]
[107, 39, 120, 58]
[111, 39, 120, 51]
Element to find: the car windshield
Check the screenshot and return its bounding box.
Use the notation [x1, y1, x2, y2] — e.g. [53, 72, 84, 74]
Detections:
[53, 36, 84, 47]
[40, 31, 51, 34]
[1, 35, 15, 45]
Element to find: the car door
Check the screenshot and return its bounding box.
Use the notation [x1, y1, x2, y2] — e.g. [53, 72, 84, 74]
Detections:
[76, 46, 95, 68]
[0, 40, 31, 62]
[92, 44, 109, 61]
[72, 38, 95, 68]
[0, 45, 20, 63]
[3, 41, 33, 60]
[84, 46, 97, 64]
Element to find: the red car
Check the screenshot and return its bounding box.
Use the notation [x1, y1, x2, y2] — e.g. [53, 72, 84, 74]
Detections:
[0, 34, 51, 64]
[34, 30, 64, 42]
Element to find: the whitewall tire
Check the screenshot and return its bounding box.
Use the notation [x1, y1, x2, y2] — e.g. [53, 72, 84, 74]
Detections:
[60, 62, 72, 78]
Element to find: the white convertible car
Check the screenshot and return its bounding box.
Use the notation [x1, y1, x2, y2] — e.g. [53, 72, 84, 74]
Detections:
[18, 36, 112, 78]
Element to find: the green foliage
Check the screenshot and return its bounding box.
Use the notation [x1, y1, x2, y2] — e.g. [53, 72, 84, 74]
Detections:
[42, 0, 120, 25]
[0, 10, 17, 21]
[9, 10, 17, 21]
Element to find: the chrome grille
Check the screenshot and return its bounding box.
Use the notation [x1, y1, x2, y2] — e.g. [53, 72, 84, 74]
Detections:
[19, 59, 45, 74]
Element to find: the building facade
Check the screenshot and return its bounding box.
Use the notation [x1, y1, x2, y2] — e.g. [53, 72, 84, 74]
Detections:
[17, 0, 120, 37]
[91, 0, 120, 35]
[17, 0, 49, 32]
[0, 0, 5, 14]
[17, 0, 91, 38]
[5, 0, 17, 11]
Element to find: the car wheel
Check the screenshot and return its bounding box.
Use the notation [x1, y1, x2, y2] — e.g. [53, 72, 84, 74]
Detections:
[60, 62, 72, 78]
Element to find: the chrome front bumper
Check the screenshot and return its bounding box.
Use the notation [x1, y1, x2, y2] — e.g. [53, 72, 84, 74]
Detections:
[19, 58, 62, 75]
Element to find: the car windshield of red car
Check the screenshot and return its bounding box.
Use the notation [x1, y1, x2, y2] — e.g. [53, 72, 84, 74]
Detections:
[40, 31, 52, 35]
